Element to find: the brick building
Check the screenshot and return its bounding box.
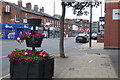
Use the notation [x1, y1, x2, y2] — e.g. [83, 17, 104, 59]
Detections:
[65, 19, 90, 37]
[104, 0, 120, 49]
[0, 0, 60, 39]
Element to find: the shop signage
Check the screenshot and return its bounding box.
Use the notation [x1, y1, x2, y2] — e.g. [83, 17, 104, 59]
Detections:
[113, 9, 120, 20]
[5, 25, 13, 28]
[10, 19, 14, 21]
[24, 25, 29, 28]
[0, 24, 30, 29]
[23, 19, 27, 23]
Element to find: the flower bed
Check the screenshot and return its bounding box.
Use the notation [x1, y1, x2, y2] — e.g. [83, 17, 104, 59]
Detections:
[8, 49, 53, 64]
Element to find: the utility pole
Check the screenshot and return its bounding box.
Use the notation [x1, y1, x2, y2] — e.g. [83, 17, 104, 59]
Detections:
[89, 2, 93, 47]
[53, 1, 55, 38]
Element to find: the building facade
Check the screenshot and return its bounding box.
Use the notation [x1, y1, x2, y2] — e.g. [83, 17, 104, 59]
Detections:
[104, 0, 120, 49]
[0, 0, 60, 39]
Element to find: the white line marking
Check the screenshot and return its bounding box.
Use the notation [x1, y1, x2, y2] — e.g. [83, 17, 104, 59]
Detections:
[0, 74, 10, 79]
[88, 60, 93, 63]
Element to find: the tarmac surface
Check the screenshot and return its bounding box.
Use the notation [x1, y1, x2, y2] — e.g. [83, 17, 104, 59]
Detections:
[1, 39, 119, 79]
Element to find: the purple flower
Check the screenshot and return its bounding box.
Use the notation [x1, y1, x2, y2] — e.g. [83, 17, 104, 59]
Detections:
[32, 54, 35, 56]
[19, 57, 24, 60]
[26, 54, 30, 56]
[27, 58, 32, 62]
[9, 59, 13, 61]
[15, 55, 19, 57]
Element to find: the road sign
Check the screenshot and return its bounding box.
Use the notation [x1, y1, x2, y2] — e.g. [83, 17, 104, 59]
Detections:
[99, 17, 104, 21]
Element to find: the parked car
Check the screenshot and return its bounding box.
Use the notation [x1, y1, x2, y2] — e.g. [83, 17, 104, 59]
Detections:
[76, 33, 89, 43]
[76, 36, 89, 43]
[91, 33, 97, 40]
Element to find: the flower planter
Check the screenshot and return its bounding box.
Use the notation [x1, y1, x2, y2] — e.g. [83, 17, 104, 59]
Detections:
[26, 38, 43, 47]
[27, 18, 42, 26]
[10, 58, 54, 80]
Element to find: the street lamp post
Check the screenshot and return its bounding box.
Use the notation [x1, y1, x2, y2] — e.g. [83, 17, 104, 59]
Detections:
[89, 2, 93, 47]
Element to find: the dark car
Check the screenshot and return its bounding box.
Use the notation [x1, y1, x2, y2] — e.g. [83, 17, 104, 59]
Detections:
[91, 33, 97, 40]
[76, 36, 89, 43]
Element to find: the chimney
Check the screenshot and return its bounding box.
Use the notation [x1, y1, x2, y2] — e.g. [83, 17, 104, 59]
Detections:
[40, 7, 44, 13]
[18, 0, 22, 7]
[26, 2, 32, 10]
[34, 5, 38, 12]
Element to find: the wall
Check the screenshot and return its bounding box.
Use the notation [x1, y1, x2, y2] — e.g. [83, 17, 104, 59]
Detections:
[104, 0, 120, 49]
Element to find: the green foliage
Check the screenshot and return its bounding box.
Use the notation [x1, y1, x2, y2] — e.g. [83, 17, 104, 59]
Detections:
[53, 14, 61, 19]
[27, 17, 39, 19]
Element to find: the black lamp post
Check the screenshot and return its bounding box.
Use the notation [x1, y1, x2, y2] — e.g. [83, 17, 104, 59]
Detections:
[89, 2, 93, 47]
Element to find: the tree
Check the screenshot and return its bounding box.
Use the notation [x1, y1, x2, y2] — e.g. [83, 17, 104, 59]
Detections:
[59, 2, 66, 58]
[53, 14, 61, 19]
[59, 0, 101, 58]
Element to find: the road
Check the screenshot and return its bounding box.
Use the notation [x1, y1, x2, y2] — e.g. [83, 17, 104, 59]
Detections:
[0, 37, 82, 77]
[0, 37, 119, 78]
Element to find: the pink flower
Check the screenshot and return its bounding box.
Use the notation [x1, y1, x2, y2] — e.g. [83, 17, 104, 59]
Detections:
[15, 55, 19, 57]
[8, 53, 14, 58]
[27, 58, 32, 62]
[19, 35, 23, 38]
[26, 54, 30, 56]
[43, 54, 48, 57]
[9, 59, 13, 61]
[19, 57, 24, 60]
[32, 54, 35, 56]
[40, 53, 43, 56]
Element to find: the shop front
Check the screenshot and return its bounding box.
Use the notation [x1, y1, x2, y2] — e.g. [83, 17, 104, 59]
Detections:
[0, 24, 31, 40]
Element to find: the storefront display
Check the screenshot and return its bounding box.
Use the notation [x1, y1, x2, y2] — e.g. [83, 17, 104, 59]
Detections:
[0, 24, 31, 39]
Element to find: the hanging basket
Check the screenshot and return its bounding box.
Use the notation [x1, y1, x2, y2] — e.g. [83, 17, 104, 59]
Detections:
[26, 38, 43, 47]
[27, 18, 42, 26]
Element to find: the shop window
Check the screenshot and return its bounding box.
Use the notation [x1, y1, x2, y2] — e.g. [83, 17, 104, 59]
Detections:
[0, 29, 5, 38]
[8, 29, 15, 39]
[15, 14, 20, 22]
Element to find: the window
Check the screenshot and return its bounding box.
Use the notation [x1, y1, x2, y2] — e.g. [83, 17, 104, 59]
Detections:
[15, 14, 20, 22]
[0, 16, 1, 23]
[44, 19, 46, 23]
[5, 5, 10, 13]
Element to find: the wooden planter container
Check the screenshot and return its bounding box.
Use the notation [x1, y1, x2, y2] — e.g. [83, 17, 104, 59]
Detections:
[10, 58, 54, 80]
[26, 38, 43, 47]
[27, 18, 42, 26]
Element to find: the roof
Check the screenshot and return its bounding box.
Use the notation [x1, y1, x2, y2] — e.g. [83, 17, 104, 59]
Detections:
[4, 1, 59, 20]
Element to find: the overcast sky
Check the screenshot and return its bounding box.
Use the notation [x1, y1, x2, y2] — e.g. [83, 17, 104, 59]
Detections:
[3, 0, 105, 22]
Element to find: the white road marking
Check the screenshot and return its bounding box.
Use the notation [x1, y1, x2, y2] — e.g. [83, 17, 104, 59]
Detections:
[0, 74, 10, 79]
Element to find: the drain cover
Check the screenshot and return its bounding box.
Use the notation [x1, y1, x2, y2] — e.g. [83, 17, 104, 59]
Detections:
[101, 56, 109, 58]
[69, 68, 75, 71]
[101, 63, 110, 66]
[87, 53, 100, 55]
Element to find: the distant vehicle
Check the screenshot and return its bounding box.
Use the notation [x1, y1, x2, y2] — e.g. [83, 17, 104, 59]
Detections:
[91, 33, 97, 40]
[76, 33, 89, 43]
[76, 33, 89, 37]
[76, 36, 89, 43]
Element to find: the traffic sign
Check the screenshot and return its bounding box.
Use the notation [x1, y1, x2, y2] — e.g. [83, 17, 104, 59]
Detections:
[99, 17, 104, 21]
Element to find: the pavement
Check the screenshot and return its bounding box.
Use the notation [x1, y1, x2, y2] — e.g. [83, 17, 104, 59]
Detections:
[1, 39, 119, 79]
[54, 40, 118, 78]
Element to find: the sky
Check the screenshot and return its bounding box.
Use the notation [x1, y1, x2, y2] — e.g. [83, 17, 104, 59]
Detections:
[2, 0, 105, 22]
